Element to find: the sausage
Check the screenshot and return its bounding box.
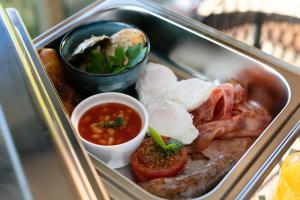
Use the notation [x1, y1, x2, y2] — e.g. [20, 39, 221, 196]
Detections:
[38, 48, 81, 116]
[140, 155, 235, 199]
[38, 48, 66, 80]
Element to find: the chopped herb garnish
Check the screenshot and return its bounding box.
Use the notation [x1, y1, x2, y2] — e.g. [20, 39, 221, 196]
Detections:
[85, 49, 105, 73]
[98, 116, 126, 128]
[114, 47, 127, 67]
[82, 44, 147, 74]
[149, 127, 183, 154]
[126, 44, 147, 68]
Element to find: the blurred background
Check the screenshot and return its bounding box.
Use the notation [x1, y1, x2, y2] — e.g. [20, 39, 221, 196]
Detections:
[2, 0, 300, 68]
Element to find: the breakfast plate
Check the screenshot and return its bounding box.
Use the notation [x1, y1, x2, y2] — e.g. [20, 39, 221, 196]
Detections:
[3, 0, 300, 199]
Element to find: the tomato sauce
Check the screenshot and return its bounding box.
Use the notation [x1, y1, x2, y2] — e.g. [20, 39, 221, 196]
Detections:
[78, 103, 142, 145]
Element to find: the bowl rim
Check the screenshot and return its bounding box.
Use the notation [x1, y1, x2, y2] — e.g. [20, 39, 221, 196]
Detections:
[71, 92, 148, 149]
[59, 20, 150, 77]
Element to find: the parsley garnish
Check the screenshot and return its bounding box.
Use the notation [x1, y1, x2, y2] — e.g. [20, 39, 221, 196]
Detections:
[149, 127, 184, 154]
[85, 49, 105, 73]
[98, 116, 125, 128]
[126, 44, 147, 68]
[84, 44, 147, 74]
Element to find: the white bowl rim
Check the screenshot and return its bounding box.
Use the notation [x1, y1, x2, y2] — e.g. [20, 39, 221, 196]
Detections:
[71, 92, 148, 149]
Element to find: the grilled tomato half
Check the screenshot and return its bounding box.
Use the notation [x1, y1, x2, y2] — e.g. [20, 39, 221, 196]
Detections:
[131, 137, 188, 181]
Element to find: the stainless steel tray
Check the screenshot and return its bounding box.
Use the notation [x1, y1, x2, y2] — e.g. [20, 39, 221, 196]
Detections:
[33, 0, 300, 199]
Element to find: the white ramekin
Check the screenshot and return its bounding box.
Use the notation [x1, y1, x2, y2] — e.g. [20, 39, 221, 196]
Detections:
[71, 92, 148, 168]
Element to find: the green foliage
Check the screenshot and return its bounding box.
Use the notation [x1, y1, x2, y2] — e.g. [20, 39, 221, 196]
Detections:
[149, 127, 184, 154]
[98, 116, 125, 128]
[85, 44, 147, 74]
[85, 49, 105, 73]
[126, 44, 147, 68]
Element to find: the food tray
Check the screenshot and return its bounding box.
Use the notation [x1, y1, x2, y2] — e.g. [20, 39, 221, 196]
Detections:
[32, 0, 300, 199]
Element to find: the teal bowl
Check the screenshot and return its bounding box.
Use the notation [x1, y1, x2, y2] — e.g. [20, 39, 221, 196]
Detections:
[60, 21, 150, 94]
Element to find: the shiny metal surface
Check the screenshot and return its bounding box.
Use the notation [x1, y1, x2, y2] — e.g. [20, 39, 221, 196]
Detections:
[33, 0, 300, 199]
[0, 5, 109, 200]
[238, 108, 300, 199]
[0, 105, 31, 200]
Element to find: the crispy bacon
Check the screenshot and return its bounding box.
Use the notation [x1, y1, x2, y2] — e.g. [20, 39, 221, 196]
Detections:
[192, 82, 271, 153]
[193, 104, 270, 152]
[230, 80, 247, 104]
[192, 83, 234, 126]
